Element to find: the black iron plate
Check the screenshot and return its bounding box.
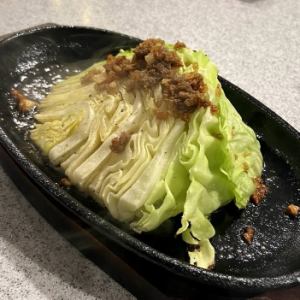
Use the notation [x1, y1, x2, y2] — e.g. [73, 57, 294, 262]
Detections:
[0, 24, 299, 297]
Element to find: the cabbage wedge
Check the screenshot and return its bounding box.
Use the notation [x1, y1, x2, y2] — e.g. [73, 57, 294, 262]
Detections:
[30, 39, 264, 269]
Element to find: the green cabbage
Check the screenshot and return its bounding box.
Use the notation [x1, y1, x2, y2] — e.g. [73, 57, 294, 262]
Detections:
[30, 42, 263, 269]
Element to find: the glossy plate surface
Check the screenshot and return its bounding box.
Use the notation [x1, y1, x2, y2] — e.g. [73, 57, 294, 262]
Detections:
[0, 25, 299, 294]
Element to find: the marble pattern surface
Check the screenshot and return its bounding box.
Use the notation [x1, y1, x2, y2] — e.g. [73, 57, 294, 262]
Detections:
[0, 0, 299, 299]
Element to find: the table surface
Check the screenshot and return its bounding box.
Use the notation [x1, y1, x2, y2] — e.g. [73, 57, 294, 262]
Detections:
[0, 0, 299, 299]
